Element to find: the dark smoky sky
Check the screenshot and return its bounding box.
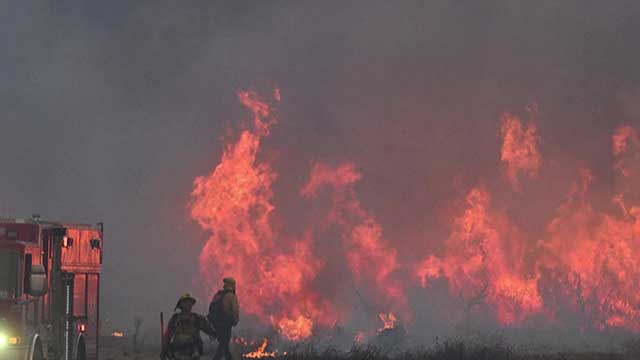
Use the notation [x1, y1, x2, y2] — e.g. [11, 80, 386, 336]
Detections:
[1, 0, 640, 333]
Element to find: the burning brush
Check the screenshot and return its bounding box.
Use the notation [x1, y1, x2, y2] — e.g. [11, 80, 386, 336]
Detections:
[191, 88, 640, 341]
[239, 338, 286, 359]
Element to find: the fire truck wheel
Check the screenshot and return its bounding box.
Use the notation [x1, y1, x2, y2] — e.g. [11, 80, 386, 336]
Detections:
[76, 338, 87, 360]
[31, 340, 43, 360]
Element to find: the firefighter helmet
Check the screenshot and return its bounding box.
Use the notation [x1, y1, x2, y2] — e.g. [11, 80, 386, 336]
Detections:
[175, 293, 196, 310]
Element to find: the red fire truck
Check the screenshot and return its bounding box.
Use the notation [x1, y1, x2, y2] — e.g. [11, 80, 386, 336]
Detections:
[0, 217, 103, 360]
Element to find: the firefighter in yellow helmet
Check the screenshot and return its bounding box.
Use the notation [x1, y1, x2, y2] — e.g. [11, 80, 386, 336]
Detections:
[162, 293, 215, 360]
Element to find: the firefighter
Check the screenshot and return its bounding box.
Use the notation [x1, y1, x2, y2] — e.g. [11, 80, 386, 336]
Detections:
[208, 278, 240, 360]
[162, 293, 216, 360]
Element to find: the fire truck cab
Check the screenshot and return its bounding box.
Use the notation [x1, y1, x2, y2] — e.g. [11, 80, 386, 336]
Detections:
[0, 217, 103, 360]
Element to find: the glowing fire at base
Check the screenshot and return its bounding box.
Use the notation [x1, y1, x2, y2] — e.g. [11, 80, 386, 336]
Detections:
[110, 331, 124, 338]
[243, 339, 285, 359]
[353, 312, 399, 344]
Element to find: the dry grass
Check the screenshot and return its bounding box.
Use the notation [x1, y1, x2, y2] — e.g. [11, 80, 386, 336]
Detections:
[254, 338, 632, 360]
[100, 336, 639, 360]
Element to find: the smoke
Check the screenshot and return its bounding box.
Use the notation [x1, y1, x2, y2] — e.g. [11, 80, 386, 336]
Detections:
[2, 0, 640, 347]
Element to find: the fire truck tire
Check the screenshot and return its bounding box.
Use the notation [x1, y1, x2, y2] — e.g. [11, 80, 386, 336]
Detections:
[75, 338, 87, 360]
[30, 339, 43, 360]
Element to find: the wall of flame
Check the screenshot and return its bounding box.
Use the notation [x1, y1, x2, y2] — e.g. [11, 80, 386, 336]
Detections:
[189, 89, 640, 340]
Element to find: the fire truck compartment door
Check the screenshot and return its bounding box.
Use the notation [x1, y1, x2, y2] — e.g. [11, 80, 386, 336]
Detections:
[28, 264, 47, 297]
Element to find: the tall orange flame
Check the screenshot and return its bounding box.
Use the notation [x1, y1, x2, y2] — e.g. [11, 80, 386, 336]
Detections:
[419, 122, 640, 330]
[539, 167, 640, 330]
[190, 90, 336, 339]
[302, 162, 408, 319]
[417, 187, 542, 324]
